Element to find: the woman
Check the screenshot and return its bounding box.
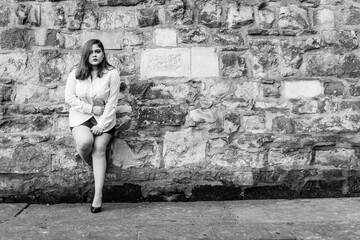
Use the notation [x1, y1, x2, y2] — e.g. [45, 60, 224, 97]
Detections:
[65, 39, 120, 213]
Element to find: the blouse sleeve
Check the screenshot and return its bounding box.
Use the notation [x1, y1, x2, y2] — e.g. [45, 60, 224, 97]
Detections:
[64, 69, 93, 114]
[96, 69, 121, 130]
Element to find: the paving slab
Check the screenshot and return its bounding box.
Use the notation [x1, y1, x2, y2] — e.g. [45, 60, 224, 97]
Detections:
[0, 198, 360, 239]
[0, 204, 28, 224]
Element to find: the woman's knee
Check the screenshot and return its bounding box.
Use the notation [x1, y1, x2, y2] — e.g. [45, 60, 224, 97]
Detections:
[76, 139, 93, 153]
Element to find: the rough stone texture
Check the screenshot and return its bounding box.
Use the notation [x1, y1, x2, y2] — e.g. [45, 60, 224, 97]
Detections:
[2, 0, 360, 203]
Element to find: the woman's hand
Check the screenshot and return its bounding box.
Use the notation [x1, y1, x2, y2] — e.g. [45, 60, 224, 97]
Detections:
[92, 106, 104, 115]
[91, 126, 103, 135]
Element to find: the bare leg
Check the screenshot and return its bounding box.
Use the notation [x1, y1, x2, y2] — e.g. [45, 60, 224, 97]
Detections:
[92, 133, 112, 208]
[72, 126, 94, 166]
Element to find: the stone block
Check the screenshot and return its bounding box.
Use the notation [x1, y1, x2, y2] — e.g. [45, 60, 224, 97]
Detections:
[314, 148, 357, 167]
[154, 28, 177, 47]
[82, 5, 98, 30]
[342, 53, 360, 78]
[138, 104, 187, 126]
[244, 185, 297, 200]
[300, 180, 346, 198]
[313, 9, 335, 28]
[213, 29, 245, 46]
[254, 6, 275, 28]
[293, 114, 360, 133]
[0, 52, 29, 81]
[343, 7, 360, 25]
[271, 115, 295, 134]
[108, 52, 138, 76]
[303, 52, 341, 77]
[0, 143, 50, 174]
[199, 0, 222, 28]
[123, 30, 152, 48]
[234, 82, 260, 101]
[191, 47, 219, 77]
[324, 81, 345, 96]
[166, 0, 194, 25]
[250, 39, 280, 78]
[0, 5, 11, 27]
[140, 48, 191, 78]
[41, 3, 66, 28]
[268, 149, 311, 166]
[283, 80, 323, 98]
[241, 115, 266, 133]
[178, 26, 209, 44]
[0, 28, 35, 49]
[227, 3, 254, 28]
[185, 108, 218, 127]
[0, 84, 13, 102]
[80, 31, 124, 50]
[163, 128, 207, 168]
[138, 8, 159, 27]
[221, 53, 247, 77]
[98, 7, 138, 29]
[111, 139, 159, 169]
[13, 84, 49, 104]
[15, 4, 40, 26]
[279, 5, 309, 29]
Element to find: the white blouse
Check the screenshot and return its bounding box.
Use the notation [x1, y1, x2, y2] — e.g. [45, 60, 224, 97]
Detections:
[65, 68, 121, 132]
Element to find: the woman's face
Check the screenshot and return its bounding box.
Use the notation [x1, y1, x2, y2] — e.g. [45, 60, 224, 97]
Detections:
[88, 44, 104, 67]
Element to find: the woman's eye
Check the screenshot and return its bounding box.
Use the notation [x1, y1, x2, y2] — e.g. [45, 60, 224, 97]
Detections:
[95, 50, 102, 54]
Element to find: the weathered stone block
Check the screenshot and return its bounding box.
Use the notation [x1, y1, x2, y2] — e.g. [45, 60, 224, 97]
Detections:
[66, 2, 85, 30]
[350, 84, 360, 97]
[241, 115, 266, 133]
[283, 80, 323, 99]
[199, 0, 222, 28]
[324, 81, 345, 96]
[191, 47, 219, 77]
[0, 28, 35, 49]
[98, 8, 138, 29]
[279, 5, 309, 29]
[163, 128, 207, 168]
[250, 39, 280, 78]
[178, 26, 209, 44]
[140, 48, 191, 78]
[185, 108, 218, 127]
[339, 101, 360, 112]
[244, 185, 297, 200]
[0, 52, 29, 81]
[0, 5, 11, 27]
[110, 139, 160, 170]
[271, 116, 295, 134]
[138, 8, 159, 27]
[141, 82, 200, 102]
[0, 84, 13, 102]
[313, 8, 335, 28]
[268, 149, 311, 166]
[108, 52, 137, 76]
[80, 31, 124, 50]
[342, 53, 360, 78]
[41, 3, 66, 28]
[213, 29, 245, 46]
[166, 0, 194, 25]
[221, 53, 247, 77]
[154, 28, 177, 47]
[227, 3, 253, 28]
[254, 6, 275, 28]
[314, 148, 357, 168]
[300, 180, 347, 198]
[138, 104, 188, 126]
[280, 40, 303, 76]
[343, 7, 360, 25]
[234, 82, 260, 101]
[38, 50, 79, 84]
[82, 4, 98, 29]
[293, 114, 360, 133]
[0, 143, 50, 174]
[15, 4, 40, 26]
[303, 52, 341, 76]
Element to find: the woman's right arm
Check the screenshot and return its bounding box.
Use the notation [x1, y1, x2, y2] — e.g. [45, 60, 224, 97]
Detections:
[64, 69, 93, 114]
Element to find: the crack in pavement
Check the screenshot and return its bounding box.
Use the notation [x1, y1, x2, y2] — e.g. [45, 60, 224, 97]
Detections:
[14, 203, 30, 217]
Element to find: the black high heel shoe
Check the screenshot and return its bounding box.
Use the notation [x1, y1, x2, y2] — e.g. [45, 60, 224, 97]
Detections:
[91, 205, 102, 214]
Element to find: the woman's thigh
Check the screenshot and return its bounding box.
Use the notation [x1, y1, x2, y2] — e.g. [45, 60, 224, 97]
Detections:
[72, 125, 94, 147]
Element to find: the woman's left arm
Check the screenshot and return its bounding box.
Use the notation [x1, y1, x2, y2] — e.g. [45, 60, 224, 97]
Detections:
[96, 69, 121, 131]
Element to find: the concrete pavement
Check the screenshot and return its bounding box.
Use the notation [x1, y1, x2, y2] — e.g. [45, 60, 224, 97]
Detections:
[1, 198, 360, 239]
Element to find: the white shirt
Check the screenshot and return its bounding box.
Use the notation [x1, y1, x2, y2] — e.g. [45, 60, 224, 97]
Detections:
[65, 68, 121, 132]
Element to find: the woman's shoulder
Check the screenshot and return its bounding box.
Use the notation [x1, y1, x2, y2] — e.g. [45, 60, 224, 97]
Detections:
[105, 67, 120, 77]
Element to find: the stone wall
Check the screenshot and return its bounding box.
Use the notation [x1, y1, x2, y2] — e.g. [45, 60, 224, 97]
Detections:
[1, 0, 360, 203]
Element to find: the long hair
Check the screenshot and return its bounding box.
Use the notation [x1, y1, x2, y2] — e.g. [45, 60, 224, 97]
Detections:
[75, 39, 113, 80]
